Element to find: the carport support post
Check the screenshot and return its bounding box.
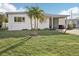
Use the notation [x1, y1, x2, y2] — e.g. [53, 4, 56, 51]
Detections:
[65, 17, 68, 29]
[64, 17, 67, 33]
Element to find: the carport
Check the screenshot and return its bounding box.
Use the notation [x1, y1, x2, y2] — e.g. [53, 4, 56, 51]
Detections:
[47, 14, 69, 30]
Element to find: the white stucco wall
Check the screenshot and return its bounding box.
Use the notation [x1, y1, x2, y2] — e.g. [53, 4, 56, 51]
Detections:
[38, 17, 49, 29]
[8, 13, 49, 30]
[8, 13, 31, 30]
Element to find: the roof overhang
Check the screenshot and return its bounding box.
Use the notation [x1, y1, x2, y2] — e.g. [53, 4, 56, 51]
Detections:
[6, 11, 27, 14]
[45, 14, 69, 18]
[6, 12, 70, 18]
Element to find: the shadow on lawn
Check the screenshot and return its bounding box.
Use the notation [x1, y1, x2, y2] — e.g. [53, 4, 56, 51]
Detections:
[38, 31, 65, 36]
[0, 30, 66, 39]
[34, 30, 67, 36]
[0, 36, 32, 55]
[0, 30, 28, 39]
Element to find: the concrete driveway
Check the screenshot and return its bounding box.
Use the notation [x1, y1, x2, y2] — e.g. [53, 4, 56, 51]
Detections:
[57, 29, 79, 35]
[66, 29, 79, 35]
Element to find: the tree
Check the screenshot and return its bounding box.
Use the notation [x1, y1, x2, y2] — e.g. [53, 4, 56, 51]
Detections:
[26, 7, 46, 30]
[0, 14, 8, 29]
[26, 7, 33, 29]
[26, 7, 46, 35]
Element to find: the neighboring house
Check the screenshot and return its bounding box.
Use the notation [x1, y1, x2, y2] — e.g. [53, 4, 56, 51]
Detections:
[6, 12, 69, 30]
[67, 19, 79, 28]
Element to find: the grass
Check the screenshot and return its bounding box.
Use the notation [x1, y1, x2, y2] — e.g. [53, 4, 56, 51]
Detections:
[0, 30, 79, 56]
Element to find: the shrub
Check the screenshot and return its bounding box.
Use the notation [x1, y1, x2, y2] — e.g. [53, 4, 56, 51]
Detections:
[22, 29, 28, 31]
[0, 27, 8, 30]
[67, 21, 75, 30]
[43, 28, 50, 30]
[73, 23, 76, 28]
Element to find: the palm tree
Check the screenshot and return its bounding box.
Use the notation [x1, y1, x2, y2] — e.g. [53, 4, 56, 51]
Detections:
[26, 7, 45, 30]
[26, 7, 46, 35]
[26, 7, 33, 29]
[0, 14, 8, 29]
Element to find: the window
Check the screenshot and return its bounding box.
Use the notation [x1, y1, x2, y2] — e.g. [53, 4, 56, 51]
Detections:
[14, 17, 25, 22]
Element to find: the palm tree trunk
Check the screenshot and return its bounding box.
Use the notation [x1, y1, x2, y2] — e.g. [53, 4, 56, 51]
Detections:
[30, 18, 32, 30]
[34, 19, 37, 29]
[33, 18, 38, 36]
[30, 18, 33, 36]
[64, 18, 67, 33]
[37, 19, 38, 29]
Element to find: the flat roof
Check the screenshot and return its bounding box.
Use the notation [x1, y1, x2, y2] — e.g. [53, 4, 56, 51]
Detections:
[6, 11, 27, 14]
[6, 11, 69, 18]
[45, 14, 69, 18]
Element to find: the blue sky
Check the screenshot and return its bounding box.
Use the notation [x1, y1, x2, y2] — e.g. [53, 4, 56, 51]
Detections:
[12, 3, 79, 14]
[1, 3, 79, 16]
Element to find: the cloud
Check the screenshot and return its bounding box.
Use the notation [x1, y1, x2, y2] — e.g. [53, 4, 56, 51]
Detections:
[0, 3, 16, 12]
[17, 8, 26, 12]
[59, 7, 79, 19]
[0, 3, 25, 13]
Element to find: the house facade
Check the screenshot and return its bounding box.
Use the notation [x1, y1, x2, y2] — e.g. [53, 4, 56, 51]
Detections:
[6, 12, 69, 30]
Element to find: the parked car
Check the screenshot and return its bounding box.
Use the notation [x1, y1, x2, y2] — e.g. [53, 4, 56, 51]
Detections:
[0, 24, 2, 29]
[59, 25, 64, 29]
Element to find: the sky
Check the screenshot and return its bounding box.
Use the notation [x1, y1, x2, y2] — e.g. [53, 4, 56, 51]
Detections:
[1, 3, 79, 18]
[12, 3, 79, 14]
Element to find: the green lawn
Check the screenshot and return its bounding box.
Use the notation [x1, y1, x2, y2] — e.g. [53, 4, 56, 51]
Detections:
[0, 30, 79, 56]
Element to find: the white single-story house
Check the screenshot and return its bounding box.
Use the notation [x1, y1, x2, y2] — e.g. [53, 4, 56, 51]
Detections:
[6, 12, 69, 30]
